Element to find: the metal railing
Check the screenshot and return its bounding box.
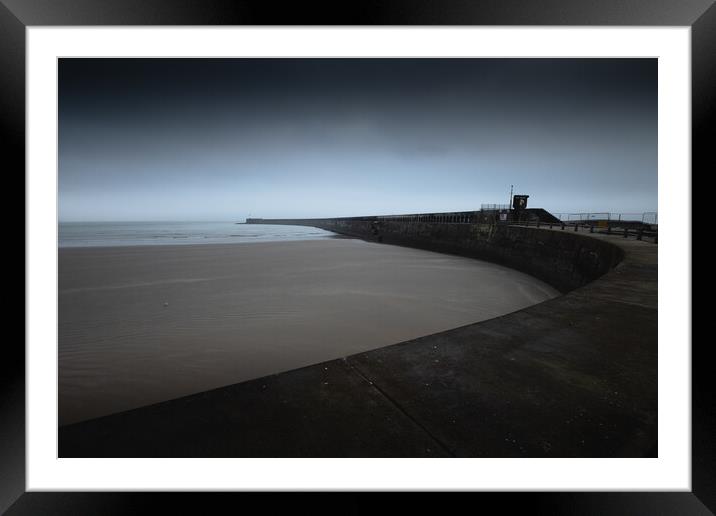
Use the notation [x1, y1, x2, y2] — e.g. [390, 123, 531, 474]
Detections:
[481, 204, 511, 210]
[553, 212, 658, 225]
[511, 218, 658, 243]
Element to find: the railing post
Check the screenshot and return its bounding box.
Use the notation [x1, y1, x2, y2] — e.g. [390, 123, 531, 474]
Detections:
[574, 223, 579, 232]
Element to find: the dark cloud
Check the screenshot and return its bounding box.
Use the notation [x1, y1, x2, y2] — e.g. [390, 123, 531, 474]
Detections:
[59, 58, 657, 221]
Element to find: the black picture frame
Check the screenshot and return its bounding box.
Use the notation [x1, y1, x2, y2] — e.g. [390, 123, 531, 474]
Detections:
[4, 1, 708, 514]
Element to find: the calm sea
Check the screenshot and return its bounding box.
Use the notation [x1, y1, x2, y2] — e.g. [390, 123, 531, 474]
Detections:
[59, 221, 337, 248]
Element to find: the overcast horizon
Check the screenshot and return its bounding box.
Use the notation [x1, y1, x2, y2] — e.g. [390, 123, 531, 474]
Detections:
[59, 58, 657, 222]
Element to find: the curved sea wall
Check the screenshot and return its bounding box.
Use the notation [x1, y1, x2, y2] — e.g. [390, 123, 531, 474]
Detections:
[253, 218, 625, 293]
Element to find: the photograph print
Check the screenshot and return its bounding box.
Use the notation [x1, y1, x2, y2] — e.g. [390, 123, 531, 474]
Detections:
[57, 58, 657, 458]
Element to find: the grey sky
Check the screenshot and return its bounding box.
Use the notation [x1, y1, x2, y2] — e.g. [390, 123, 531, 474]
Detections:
[59, 58, 657, 221]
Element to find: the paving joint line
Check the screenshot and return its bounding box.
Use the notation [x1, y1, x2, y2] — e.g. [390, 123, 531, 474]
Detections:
[342, 357, 456, 458]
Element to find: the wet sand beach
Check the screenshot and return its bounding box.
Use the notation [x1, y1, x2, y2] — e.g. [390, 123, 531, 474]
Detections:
[59, 238, 558, 425]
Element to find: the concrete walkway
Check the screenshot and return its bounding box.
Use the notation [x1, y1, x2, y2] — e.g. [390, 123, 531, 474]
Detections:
[59, 232, 657, 457]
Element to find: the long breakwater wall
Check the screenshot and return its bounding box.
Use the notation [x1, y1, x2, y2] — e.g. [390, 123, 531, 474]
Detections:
[248, 217, 625, 293]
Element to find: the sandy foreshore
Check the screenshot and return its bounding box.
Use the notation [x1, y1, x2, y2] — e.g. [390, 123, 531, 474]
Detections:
[59, 238, 558, 425]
